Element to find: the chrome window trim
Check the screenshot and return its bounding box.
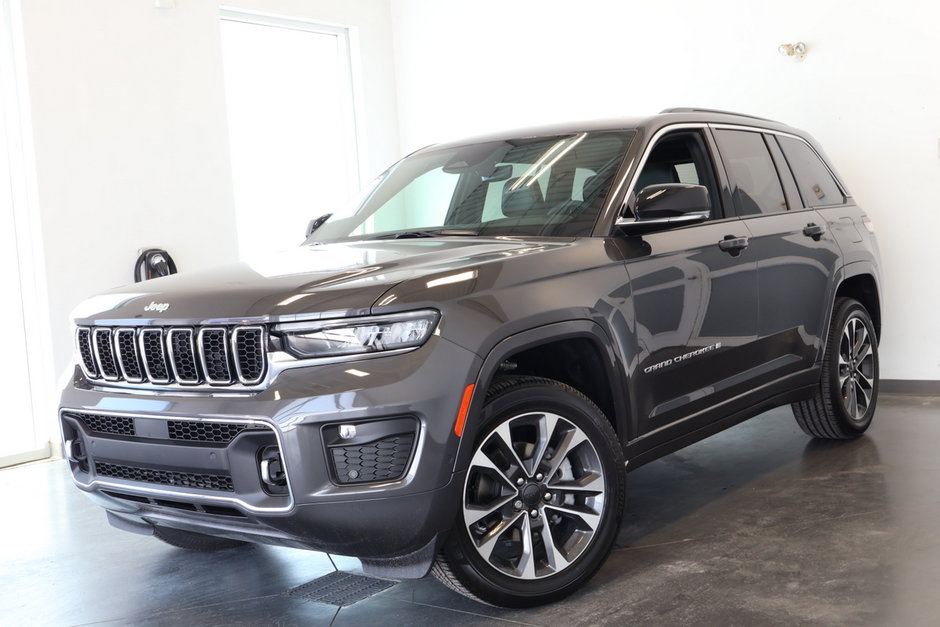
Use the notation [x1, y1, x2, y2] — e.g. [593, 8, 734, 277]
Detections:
[166, 328, 201, 385]
[231, 325, 267, 385]
[75, 326, 99, 379]
[62, 409, 294, 514]
[197, 327, 234, 385]
[138, 328, 171, 385]
[113, 328, 145, 383]
[92, 328, 121, 381]
[708, 123, 850, 201]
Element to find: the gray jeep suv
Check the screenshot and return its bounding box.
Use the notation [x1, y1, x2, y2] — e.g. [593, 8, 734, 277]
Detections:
[60, 108, 881, 607]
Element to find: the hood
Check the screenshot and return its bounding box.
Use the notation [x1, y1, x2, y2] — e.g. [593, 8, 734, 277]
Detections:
[73, 238, 576, 324]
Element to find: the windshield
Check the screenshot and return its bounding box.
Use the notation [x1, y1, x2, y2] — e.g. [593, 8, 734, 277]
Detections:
[308, 130, 634, 242]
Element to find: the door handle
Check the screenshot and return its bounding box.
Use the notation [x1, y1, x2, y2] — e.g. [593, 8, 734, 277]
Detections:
[802, 222, 826, 241]
[718, 235, 749, 256]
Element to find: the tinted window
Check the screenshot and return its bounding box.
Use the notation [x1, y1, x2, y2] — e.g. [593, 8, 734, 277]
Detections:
[714, 130, 787, 215]
[777, 136, 844, 207]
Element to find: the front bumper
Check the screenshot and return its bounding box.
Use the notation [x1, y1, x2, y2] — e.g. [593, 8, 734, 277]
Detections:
[59, 336, 479, 574]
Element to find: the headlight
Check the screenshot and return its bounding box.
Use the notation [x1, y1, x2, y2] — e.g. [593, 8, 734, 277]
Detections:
[276, 309, 440, 359]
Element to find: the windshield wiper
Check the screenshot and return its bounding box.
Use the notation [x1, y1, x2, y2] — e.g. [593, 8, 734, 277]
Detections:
[372, 229, 479, 240]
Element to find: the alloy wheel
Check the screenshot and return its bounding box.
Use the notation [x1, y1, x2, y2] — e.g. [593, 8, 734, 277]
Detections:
[838, 315, 875, 421]
[462, 411, 606, 580]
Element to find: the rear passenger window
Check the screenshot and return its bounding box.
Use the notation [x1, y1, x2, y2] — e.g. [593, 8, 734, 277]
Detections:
[714, 130, 788, 215]
[777, 136, 845, 207]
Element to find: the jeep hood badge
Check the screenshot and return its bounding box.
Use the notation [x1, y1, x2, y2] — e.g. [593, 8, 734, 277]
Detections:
[144, 301, 170, 313]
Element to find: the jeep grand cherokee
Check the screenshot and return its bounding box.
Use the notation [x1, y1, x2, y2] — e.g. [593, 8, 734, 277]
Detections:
[60, 108, 881, 607]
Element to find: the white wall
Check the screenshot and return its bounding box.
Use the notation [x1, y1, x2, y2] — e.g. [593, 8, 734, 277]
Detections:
[19, 0, 239, 388]
[390, 0, 940, 381]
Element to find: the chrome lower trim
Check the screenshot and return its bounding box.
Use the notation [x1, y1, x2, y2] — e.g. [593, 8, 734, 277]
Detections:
[64, 410, 295, 514]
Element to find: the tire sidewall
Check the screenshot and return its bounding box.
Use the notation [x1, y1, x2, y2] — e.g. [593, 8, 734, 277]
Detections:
[444, 379, 625, 607]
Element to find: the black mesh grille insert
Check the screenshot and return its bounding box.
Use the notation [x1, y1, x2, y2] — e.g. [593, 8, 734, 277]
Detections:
[94, 329, 119, 379]
[140, 328, 169, 382]
[167, 420, 261, 443]
[66, 412, 136, 436]
[330, 433, 415, 484]
[169, 329, 200, 383]
[95, 461, 234, 492]
[200, 328, 232, 383]
[234, 327, 265, 383]
[80, 324, 266, 387]
[76, 328, 98, 377]
[115, 329, 143, 381]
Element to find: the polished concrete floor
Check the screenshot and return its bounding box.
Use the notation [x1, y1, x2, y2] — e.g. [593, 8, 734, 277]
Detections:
[2, 394, 938, 626]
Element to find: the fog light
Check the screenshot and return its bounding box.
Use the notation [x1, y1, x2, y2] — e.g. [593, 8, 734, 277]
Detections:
[338, 424, 357, 440]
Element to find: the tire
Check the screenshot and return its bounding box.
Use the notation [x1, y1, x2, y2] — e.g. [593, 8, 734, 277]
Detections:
[432, 376, 625, 607]
[792, 297, 879, 439]
[153, 525, 248, 552]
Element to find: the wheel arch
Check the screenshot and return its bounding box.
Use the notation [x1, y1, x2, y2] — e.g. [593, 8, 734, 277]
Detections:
[452, 320, 629, 473]
[835, 271, 881, 340]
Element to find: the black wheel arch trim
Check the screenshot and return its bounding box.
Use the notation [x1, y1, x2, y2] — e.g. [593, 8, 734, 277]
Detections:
[451, 319, 630, 474]
[818, 261, 882, 365]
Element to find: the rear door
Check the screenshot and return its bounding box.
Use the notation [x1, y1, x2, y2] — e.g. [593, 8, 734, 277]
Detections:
[711, 127, 842, 380]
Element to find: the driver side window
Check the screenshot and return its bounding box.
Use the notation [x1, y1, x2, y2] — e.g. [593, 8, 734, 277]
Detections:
[633, 131, 721, 219]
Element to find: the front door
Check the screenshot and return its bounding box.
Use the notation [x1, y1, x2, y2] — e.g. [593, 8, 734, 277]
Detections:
[623, 129, 761, 438]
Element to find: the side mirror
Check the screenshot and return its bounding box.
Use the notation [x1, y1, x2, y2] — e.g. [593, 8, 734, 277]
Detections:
[616, 184, 710, 235]
[306, 213, 333, 237]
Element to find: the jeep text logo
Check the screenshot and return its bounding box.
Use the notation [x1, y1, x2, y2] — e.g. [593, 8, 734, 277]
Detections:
[144, 301, 170, 313]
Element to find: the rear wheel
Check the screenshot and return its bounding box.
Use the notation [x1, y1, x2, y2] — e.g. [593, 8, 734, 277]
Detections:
[432, 376, 625, 607]
[153, 525, 248, 551]
[792, 297, 879, 439]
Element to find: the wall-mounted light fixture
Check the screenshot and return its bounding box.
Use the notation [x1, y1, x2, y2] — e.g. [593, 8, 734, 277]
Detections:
[778, 42, 808, 62]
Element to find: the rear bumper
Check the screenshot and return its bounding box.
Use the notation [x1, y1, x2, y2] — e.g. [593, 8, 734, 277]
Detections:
[58, 336, 479, 573]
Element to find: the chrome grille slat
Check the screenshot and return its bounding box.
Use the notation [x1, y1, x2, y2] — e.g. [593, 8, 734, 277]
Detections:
[232, 326, 266, 385]
[139, 328, 171, 384]
[167, 328, 200, 384]
[78, 325, 267, 388]
[76, 327, 99, 379]
[93, 328, 121, 381]
[198, 327, 233, 385]
[114, 328, 144, 383]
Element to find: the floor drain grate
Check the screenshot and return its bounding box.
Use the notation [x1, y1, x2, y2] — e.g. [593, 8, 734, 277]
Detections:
[288, 571, 397, 606]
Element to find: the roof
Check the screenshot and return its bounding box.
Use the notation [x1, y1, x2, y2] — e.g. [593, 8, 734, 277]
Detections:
[422, 108, 804, 152]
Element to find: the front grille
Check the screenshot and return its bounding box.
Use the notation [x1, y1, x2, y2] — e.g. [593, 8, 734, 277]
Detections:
[93, 328, 120, 380]
[77, 324, 267, 387]
[76, 328, 98, 378]
[330, 433, 415, 484]
[95, 461, 235, 492]
[65, 411, 136, 436]
[167, 420, 262, 443]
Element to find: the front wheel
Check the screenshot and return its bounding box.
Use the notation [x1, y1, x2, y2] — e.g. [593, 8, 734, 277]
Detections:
[792, 297, 879, 439]
[432, 376, 625, 607]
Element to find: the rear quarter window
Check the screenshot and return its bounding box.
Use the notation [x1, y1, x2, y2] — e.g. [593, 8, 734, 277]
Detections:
[777, 136, 845, 207]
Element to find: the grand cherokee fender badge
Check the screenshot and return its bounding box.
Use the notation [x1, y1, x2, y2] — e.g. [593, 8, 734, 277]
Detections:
[144, 301, 170, 313]
[644, 342, 721, 374]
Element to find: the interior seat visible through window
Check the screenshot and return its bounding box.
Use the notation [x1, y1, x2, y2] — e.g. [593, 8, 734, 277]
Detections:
[632, 131, 720, 219]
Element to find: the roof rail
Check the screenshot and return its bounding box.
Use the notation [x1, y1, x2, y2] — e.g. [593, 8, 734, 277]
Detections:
[660, 107, 779, 123]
